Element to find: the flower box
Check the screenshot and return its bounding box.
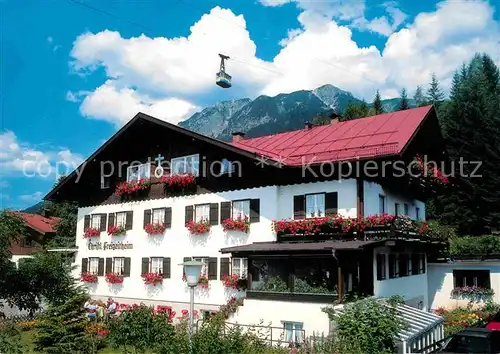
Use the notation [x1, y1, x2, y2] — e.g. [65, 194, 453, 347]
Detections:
[161, 174, 196, 196]
[413, 154, 449, 185]
[222, 274, 247, 290]
[80, 272, 98, 283]
[83, 227, 100, 238]
[105, 272, 124, 284]
[115, 178, 151, 197]
[186, 220, 211, 235]
[222, 216, 250, 233]
[144, 223, 166, 235]
[107, 224, 126, 236]
[451, 286, 495, 298]
[142, 272, 163, 286]
[183, 274, 209, 288]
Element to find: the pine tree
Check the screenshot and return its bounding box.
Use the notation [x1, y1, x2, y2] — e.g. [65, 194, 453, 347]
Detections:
[372, 90, 384, 115]
[426, 73, 445, 108]
[399, 88, 409, 110]
[413, 86, 427, 107]
[343, 101, 369, 120]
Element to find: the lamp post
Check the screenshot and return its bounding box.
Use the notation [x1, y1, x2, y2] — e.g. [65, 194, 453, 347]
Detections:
[179, 260, 204, 353]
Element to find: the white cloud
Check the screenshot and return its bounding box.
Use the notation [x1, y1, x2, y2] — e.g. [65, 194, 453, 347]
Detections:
[0, 131, 84, 179]
[19, 191, 43, 203]
[70, 1, 500, 118]
[259, 0, 290, 6]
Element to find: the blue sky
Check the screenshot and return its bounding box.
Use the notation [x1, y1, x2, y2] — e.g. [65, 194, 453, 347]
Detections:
[1, 0, 499, 210]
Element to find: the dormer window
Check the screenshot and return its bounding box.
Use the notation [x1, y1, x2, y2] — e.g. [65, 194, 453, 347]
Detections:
[127, 163, 150, 182]
[171, 154, 199, 176]
[221, 159, 235, 174]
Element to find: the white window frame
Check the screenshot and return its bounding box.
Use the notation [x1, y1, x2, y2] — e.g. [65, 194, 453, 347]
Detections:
[91, 214, 101, 229]
[113, 257, 125, 275]
[101, 175, 110, 189]
[193, 257, 209, 275]
[282, 321, 303, 343]
[170, 154, 199, 176]
[126, 162, 151, 182]
[232, 200, 250, 219]
[195, 204, 210, 223]
[115, 212, 127, 227]
[231, 258, 248, 278]
[89, 257, 99, 275]
[305, 193, 325, 218]
[150, 257, 163, 274]
[152, 208, 166, 224]
[221, 159, 235, 174]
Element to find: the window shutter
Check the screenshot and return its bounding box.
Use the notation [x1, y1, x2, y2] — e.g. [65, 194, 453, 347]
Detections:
[209, 203, 219, 226]
[123, 258, 131, 277]
[141, 257, 149, 275]
[163, 257, 171, 279]
[250, 199, 260, 223]
[84, 215, 90, 231]
[98, 258, 105, 276]
[99, 214, 107, 232]
[125, 211, 133, 230]
[220, 258, 230, 279]
[208, 257, 218, 280]
[220, 202, 231, 223]
[182, 257, 191, 277]
[143, 209, 152, 228]
[293, 195, 305, 219]
[81, 258, 88, 274]
[185, 206, 194, 225]
[105, 257, 112, 274]
[108, 213, 115, 229]
[325, 192, 338, 217]
[165, 207, 172, 228]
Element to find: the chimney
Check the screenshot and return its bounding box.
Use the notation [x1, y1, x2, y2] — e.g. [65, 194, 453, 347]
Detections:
[330, 112, 341, 124]
[232, 132, 246, 143]
[304, 121, 313, 130]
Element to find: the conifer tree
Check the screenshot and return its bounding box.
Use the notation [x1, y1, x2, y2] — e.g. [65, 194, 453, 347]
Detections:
[399, 88, 409, 110]
[426, 73, 445, 108]
[413, 85, 426, 107]
[343, 101, 369, 120]
[372, 90, 384, 115]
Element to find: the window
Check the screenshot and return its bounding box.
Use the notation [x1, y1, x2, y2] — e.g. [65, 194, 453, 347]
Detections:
[152, 208, 165, 224]
[399, 254, 409, 277]
[395, 203, 400, 216]
[89, 258, 99, 274]
[202, 310, 217, 321]
[195, 204, 210, 222]
[20, 238, 32, 248]
[91, 214, 101, 229]
[419, 254, 426, 274]
[389, 254, 399, 278]
[232, 258, 248, 278]
[376, 254, 386, 280]
[411, 254, 420, 275]
[127, 163, 150, 182]
[150, 257, 164, 274]
[221, 159, 235, 174]
[283, 322, 303, 343]
[453, 270, 491, 288]
[404, 203, 409, 216]
[305, 193, 325, 218]
[115, 212, 127, 227]
[379, 195, 386, 213]
[416, 207, 421, 220]
[232, 200, 250, 218]
[113, 258, 125, 275]
[171, 154, 199, 176]
[193, 257, 209, 275]
[101, 175, 110, 189]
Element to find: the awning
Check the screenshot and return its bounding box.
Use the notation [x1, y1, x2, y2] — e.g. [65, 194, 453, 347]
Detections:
[220, 240, 382, 254]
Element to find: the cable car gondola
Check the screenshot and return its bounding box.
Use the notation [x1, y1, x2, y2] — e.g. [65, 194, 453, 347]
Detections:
[216, 54, 232, 88]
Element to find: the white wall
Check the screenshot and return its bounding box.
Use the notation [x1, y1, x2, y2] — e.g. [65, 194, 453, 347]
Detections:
[230, 299, 331, 337]
[428, 262, 500, 309]
[364, 181, 426, 220]
[373, 246, 429, 311]
[11, 255, 33, 267]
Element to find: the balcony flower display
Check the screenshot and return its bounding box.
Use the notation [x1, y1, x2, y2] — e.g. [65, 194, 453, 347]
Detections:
[222, 216, 250, 233]
[183, 273, 209, 288]
[222, 274, 247, 290]
[105, 272, 124, 284]
[186, 220, 211, 235]
[107, 224, 126, 236]
[83, 227, 100, 238]
[413, 154, 450, 185]
[142, 272, 163, 286]
[115, 178, 151, 196]
[451, 286, 495, 298]
[160, 174, 196, 188]
[144, 223, 166, 235]
[219, 296, 244, 319]
[80, 272, 98, 283]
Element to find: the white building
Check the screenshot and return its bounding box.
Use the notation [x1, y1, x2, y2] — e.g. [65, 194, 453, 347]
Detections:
[45, 105, 447, 338]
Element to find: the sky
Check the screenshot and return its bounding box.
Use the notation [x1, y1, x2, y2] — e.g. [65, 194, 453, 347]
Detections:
[1, 0, 499, 210]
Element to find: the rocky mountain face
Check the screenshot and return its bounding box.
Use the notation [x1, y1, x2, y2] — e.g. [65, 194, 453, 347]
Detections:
[179, 84, 402, 140]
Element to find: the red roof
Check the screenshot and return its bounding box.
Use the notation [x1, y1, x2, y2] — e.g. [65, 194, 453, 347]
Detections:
[13, 212, 60, 234]
[231, 106, 433, 166]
